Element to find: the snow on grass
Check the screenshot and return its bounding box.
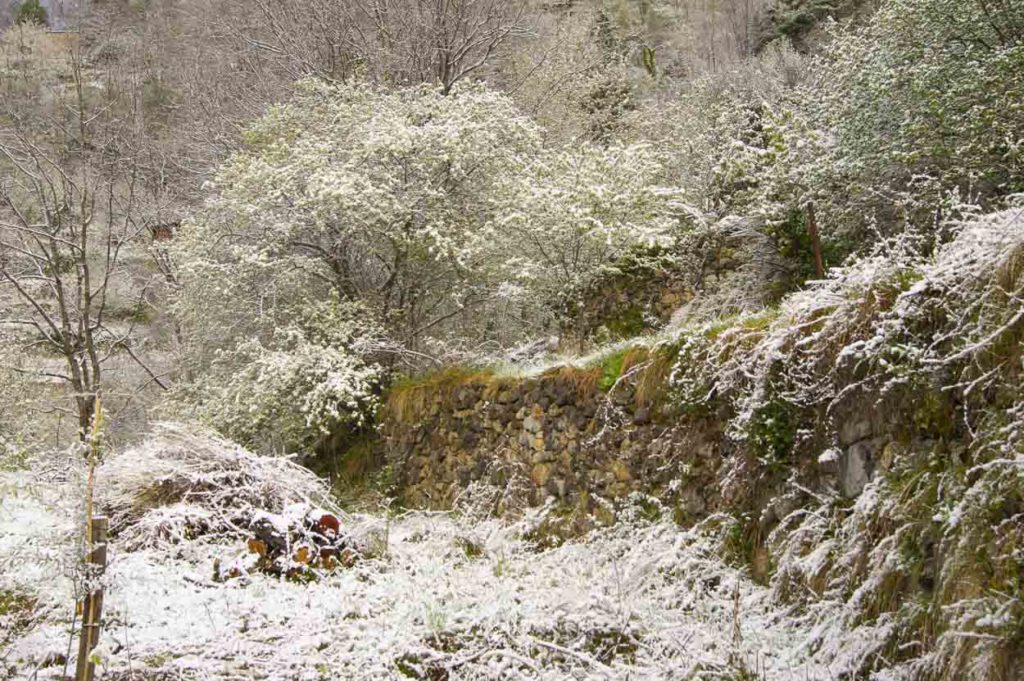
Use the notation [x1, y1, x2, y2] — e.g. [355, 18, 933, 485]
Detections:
[1, 425, 856, 680]
[1, 457, 82, 677]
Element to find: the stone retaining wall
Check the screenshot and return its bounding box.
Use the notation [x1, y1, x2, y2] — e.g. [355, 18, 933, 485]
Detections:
[381, 365, 900, 523]
[383, 369, 743, 515]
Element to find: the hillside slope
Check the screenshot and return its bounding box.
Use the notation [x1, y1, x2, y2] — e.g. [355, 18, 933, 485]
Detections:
[371, 206, 1024, 679]
[4, 208, 1018, 680]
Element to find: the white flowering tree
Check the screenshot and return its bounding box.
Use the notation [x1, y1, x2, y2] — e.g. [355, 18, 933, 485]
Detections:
[174, 81, 541, 450]
[174, 80, 693, 449]
[494, 142, 695, 298]
[188, 296, 383, 454]
[175, 80, 541, 357]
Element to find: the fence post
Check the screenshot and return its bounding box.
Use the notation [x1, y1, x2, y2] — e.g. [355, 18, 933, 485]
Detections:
[75, 516, 108, 681]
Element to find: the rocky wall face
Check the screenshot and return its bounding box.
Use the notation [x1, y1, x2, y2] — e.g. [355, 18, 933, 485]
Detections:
[381, 369, 909, 522]
[555, 218, 789, 353]
[382, 375, 734, 513]
[558, 272, 694, 351]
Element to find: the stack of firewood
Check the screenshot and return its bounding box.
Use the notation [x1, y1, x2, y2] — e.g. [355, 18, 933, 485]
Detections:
[219, 508, 359, 581]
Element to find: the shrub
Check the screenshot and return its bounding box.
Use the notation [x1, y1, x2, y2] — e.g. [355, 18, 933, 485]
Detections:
[14, 0, 47, 26]
[188, 297, 383, 455]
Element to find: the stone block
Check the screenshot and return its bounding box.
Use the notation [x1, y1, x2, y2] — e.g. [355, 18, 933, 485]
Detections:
[839, 437, 887, 497]
[531, 463, 552, 487]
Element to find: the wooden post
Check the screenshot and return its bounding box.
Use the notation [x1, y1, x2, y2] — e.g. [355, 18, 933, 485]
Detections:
[75, 516, 108, 681]
[805, 202, 826, 279]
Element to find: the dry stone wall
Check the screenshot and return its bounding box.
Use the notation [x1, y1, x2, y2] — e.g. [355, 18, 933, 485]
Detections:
[381, 367, 904, 524]
[383, 368, 765, 520]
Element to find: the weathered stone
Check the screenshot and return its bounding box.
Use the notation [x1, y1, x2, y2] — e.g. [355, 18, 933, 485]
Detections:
[839, 437, 887, 497]
[384, 364, 731, 511]
[611, 460, 632, 483]
[531, 463, 552, 488]
[612, 390, 633, 407]
[878, 441, 900, 472]
[679, 488, 706, 516]
[817, 447, 841, 475]
[531, 448, 551, 464]
[839, 418, 873, 446]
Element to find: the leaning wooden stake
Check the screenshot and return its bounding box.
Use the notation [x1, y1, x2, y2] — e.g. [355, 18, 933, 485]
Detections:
[75, 397, 106, 681]
[75, 516, 108, 681]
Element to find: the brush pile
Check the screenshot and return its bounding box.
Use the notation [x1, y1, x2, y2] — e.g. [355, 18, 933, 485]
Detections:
[97, 422, 346, 553]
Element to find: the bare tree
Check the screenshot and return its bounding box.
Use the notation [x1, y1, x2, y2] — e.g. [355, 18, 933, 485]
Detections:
[245, 0, 529, 92]
[0, 49, 164, 439]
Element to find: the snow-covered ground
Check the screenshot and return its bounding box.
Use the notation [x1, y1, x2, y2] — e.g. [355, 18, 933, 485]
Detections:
[0, 427, 886, 679]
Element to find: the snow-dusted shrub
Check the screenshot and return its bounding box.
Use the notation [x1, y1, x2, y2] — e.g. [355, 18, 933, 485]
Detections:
[665, 210, 1020, 463]
[494, 142, 697, 301]
[638, 41, 809, 212]
[819, 0, 1024, 208]
[660, 0, 1024, 275]
[662, 208, 1024, 677]
[187, 297, 382, 454]
[810, 0, 1022, 246]
[98, 422, 341, 551]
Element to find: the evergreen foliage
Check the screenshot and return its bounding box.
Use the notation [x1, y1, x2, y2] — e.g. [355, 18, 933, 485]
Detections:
[14, 0, 47, 26]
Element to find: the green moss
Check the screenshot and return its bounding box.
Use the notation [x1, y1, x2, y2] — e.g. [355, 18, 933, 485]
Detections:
[601, 305, 647, 341]
[746, 394, 798, 467]
[704, 307, 781, 341]
[597, 351, 627, 392]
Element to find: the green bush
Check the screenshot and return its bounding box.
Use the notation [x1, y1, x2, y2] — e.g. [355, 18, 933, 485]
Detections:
[14, 0, 48, 26]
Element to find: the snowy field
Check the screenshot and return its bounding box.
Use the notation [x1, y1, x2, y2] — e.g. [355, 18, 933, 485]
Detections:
[1, 426, 880, 680]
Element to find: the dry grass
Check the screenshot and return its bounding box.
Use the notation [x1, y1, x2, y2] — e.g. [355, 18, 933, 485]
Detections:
[619, 346, 652, 375]
[995, 241, 1024, 293]
[539, 364, 603, 399]
[384, 367, 498, 424]
[634, 344, 680, 408]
